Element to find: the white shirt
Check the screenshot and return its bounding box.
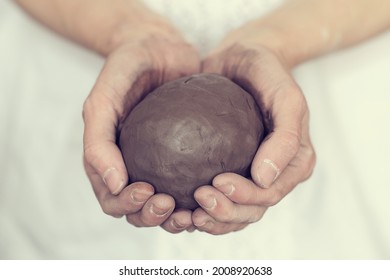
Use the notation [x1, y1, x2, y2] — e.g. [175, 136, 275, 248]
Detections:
[0, 0, 389, 259]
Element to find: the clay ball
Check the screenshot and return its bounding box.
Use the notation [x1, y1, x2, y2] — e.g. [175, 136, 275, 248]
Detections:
[119, 73, 264, 210]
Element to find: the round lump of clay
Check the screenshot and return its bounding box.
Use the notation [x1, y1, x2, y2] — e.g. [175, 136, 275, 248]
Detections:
[119, 73, 264, 210]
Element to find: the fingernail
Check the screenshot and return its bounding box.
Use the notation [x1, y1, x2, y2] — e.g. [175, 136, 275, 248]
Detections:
[130, 189, 152, 204]
[199, 195, 217, 210]
[171, 219, 186, 230]
[256, 159, 280, 188]
[218, 183, 235, 196]
[196, 221, 214, 230]
[102, 167, 125, 194]
[203, 221, 214, 230]
[150, 204, 170, 217]
[194, 219, 206, 227]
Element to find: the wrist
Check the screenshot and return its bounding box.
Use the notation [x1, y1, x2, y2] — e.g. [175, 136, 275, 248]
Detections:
[255, 26, 309, 69]
[102, 20, 183, 56]
[216, 24, 300, 70]
[94, 3, 183, 56]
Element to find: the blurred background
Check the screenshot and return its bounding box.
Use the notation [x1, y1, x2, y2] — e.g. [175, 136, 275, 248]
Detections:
[1, 0, 389, 259]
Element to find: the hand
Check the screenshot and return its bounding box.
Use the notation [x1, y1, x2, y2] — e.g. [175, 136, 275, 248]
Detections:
[193, 26, 316, 235]
[82, 19, 200, 233]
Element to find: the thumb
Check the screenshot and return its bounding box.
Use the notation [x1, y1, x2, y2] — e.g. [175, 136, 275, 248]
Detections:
[83, 92, 128, 195]
[84, 142, 128, 195]
[251, 87, 306, 188]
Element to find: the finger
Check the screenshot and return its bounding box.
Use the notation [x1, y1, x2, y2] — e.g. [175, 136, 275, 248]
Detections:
[202, 46, 307, 189]
[213, 110, 315, 207]
[160, 209, 193, 233]
[213, 172, 282, 207]
[194, 186, 267, 224]
[213, 131, 315, 208]
[83, 54, 153, 195]
[160, 40, 201, 79]
[83, 45, 160, 195]
[83, 87, 129, 195]
[201, 52, 224, 74]
[126, 193, 175, 227]
[251, 84, 307, 188]
[237, 51, 308, 189]
[192, 208, 249, 235]
[83, 42, 201, 196]
[86, 166, 154, 217]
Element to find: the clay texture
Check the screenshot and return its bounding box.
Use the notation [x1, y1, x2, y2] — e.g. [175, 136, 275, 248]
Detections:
[119, 73, 264, 210]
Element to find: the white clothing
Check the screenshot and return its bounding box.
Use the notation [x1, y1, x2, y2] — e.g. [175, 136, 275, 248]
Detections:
[0, 0, 389, 259]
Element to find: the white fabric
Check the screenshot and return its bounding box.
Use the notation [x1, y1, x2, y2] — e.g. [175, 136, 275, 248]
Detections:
[0, 0, 389, 259]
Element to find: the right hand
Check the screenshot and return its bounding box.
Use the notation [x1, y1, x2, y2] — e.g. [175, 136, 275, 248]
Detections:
[82, 17, 200, 233]
[192, 23, 316, 235]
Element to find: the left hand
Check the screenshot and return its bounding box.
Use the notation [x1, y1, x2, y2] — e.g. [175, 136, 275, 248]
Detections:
[82, 16, 201, 233]
[192, 25, 316, 235]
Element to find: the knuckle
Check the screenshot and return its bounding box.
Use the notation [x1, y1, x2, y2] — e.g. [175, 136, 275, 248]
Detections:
[126, 215, 142, 227]
[101, 205, 111, 216]
[206, 223, 245, 235]
[201, 55, 221, 73]
[301, 146, 316, 180]
[82, 95, 94, 123]
[264, 189, 284, 207]
[127, 213, 156, 228]
[204, 225, 226, 236]
[247, 209, 265, 223]
[215, 205, 238, 223]
[139, 208, 164, 227]
[98, 192, 126, 218]
[233, 224, 249, 232]
[111, 213, 124, 219]
[83, 143, 93, 160]
[83, 143, 100, 168]
[208, 230, 224, 236]
[284, 82, 306, 106]
[121, 196, 139, 214]
[289, 83, 305, 99]
[100, 203, 116, 217]
[279, 130, 301, 159]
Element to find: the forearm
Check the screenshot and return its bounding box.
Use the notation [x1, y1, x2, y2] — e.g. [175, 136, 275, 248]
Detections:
[14, 0, 175, 56]
[247, 0, 390, 67]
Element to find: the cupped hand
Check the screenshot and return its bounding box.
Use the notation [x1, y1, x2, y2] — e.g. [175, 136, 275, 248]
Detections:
[193, 28, 316, 235]
[82, 21, 200, 233]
